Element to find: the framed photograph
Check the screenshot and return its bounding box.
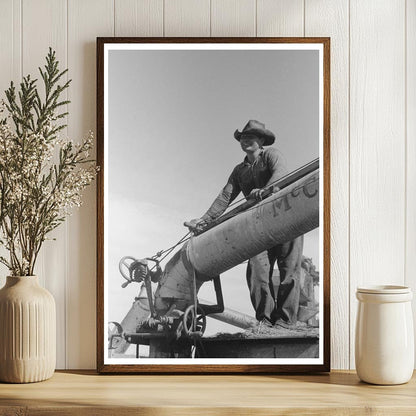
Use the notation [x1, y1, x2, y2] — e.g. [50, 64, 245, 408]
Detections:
[97, 37, 330, 373]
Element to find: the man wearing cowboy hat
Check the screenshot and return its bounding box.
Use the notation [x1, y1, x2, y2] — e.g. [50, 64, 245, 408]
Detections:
[186, 120, 304, 328]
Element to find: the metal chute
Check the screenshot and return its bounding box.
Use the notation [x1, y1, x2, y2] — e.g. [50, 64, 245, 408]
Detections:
[154, 168, 319, 313]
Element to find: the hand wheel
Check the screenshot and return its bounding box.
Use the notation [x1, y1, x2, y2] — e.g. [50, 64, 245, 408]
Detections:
[183, 305, 206, 337]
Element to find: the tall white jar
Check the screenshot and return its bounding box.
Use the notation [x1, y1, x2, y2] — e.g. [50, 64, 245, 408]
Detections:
[0, 276, 56, 383]
[355, 285, 414, 385]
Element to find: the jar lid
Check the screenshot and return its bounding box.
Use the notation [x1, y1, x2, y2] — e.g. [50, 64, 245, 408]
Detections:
[357, 285, 411, 294]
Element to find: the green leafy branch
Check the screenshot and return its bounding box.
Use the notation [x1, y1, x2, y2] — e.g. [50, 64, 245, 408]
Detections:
[0, 49, 96, 276]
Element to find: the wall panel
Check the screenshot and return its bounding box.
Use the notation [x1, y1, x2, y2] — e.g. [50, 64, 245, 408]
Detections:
[67, 0, 114, 369]
[0, 0, 21, 97]
[115, 0, 163, 37]
[0, 0, 21, 287]
[406, 0, 416, 364]
[211, 0, 255, 37]
[22, 0, 68, 369]
[305, 0, 350, 369]
[165, 0, 210, 37]
[349, 0, 406, 368]
[257, 0, 303, 36]
[0, 0, 414, 370]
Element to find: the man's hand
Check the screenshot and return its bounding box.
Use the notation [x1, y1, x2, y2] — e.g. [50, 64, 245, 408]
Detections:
[248, 188, 265, 201]
[150, 264, 162, 283]
[184, 218, 206, 233]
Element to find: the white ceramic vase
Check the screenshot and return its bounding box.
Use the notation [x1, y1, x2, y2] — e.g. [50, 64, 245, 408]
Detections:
[355, 285, 414, 385]
[0, 276, 56, 383]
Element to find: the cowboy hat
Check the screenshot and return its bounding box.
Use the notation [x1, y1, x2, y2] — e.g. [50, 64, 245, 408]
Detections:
[234, 120, 275, 146]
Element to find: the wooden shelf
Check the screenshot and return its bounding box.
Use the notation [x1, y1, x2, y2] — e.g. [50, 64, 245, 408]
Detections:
[0, 370, 415, 415]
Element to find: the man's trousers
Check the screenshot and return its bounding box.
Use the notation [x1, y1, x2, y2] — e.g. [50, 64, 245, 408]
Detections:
[246, 235, 304, 324]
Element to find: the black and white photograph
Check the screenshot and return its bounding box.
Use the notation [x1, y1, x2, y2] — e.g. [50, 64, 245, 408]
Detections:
[98, 38, 330, 373]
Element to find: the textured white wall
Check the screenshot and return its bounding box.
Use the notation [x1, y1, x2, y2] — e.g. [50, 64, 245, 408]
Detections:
[0, 0, 414, 370]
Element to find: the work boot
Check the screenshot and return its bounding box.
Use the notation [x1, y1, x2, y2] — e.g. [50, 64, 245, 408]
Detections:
[274, 318, 307, 331]
[255, 317, 273, 334]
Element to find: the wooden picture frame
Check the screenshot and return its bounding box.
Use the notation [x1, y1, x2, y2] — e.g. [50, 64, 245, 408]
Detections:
[97, 37, 330, 373]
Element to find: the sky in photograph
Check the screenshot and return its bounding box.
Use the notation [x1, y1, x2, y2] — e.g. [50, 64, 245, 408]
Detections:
[107, 48, 320, 336]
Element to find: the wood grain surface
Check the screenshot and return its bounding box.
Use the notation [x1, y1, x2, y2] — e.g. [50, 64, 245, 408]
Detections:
[164, 0, 210, 37]
[211, 0, 256, 37]
[305, 0, 349, 371]
[22, 0, 68, 369]
[349, 0, 406, 369]
[406, 0, 416, 366]
[0, 371, 415, 415]
[257, 0, 304, 37]
[67, 0, 114, 370]
[115, 0, 163, 37]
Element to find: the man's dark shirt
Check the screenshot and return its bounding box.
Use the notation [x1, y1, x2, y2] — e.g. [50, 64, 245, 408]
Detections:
[202, 147, 287, 221]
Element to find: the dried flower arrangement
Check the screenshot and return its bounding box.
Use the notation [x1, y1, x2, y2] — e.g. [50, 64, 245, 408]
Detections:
[0, 48, 97, 276]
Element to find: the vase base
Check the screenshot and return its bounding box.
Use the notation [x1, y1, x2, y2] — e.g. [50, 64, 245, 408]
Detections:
[0, 358, 55, 384]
